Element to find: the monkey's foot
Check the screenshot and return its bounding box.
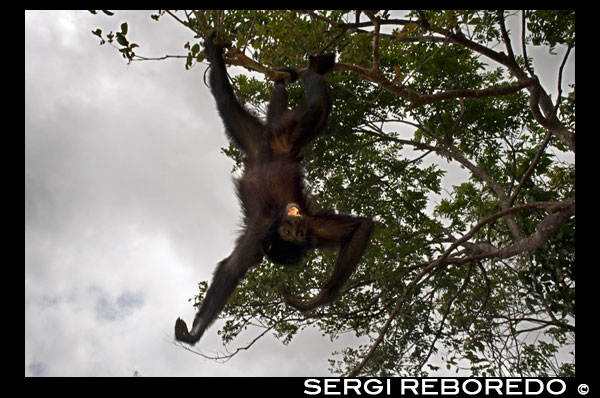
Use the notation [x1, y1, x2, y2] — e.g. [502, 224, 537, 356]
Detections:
[174, 317, 198, 345]
[204, 31, 232, 63]
[308, 53, 336, 75]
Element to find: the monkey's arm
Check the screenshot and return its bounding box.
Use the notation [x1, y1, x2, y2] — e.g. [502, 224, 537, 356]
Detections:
[204, 32, 265, 158]
[281, 54, 335, 155]
[266, 67, 298, 125]
[281, 214, 374, 311]
[175, 233, 263, 345]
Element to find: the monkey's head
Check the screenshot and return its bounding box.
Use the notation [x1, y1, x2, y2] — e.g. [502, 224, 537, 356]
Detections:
[261, 203, 308, 266]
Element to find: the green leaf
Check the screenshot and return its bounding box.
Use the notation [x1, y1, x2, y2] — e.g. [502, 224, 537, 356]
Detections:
[116, 32, 128, 47]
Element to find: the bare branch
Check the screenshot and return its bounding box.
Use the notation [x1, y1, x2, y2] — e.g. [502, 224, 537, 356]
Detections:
[432, 198, 574, 271]
[412, 78, 536, 108]
[132, 54, 189, 62]
[173, 324, 274, 362]
[336, 62, 536, 108]
[520, 10, 535, 76]
[555, 44, 573, 112]
[165, 10, 203, 36]
[363, 11, 381, 70]
[497, 10, 518, 69]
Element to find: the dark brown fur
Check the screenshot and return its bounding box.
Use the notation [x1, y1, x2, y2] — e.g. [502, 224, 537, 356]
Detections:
[174, 33, 374, 345]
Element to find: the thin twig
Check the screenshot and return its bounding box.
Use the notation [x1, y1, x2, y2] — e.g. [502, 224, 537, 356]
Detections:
[520, 11, 535, 76]
[508, 130, 552, 206]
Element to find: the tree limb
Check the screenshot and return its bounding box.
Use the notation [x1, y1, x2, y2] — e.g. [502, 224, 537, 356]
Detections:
[348, 196, 574, 375]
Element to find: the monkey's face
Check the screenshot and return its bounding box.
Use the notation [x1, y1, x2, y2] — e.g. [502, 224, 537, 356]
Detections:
[277, 215, 307, 243]
[261, 205, 308, 266]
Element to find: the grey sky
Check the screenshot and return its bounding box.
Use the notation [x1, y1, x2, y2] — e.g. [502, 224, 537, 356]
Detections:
[25, 10, 364, 377]
[25, 10, 574, 377]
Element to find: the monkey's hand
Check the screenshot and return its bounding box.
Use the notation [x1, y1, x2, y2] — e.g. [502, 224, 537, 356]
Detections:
[174, 317, 199, 345]
[308, 53, 336, 75]
[204, 31, 231, 63]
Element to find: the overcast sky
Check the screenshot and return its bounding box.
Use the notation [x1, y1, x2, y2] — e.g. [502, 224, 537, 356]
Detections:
[25, 10, 368, 377]
[25, 10, 574, 377]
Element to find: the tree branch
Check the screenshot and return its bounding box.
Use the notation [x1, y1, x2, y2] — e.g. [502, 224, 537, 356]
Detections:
[419, 262, 473, 371]
[431, 198, 574, 271]
[416, 15, 575, 152]
[509, 130, 553, 206]
[414, 119, 524, 240]
[497, 10, 517, 68]
[165, 10, 203, 36]
[363, 11, 381, 71]
[555, 44, 573, 112]
[336, 61, 536, 108]
[348, 196, 574, 375]
[172, 324, 274, 362]
[409, 79, 536, 108]
[520, 10, 535, 77]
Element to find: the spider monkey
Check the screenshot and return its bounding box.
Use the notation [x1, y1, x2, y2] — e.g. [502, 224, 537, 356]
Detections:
[175, 32, 374, 345]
